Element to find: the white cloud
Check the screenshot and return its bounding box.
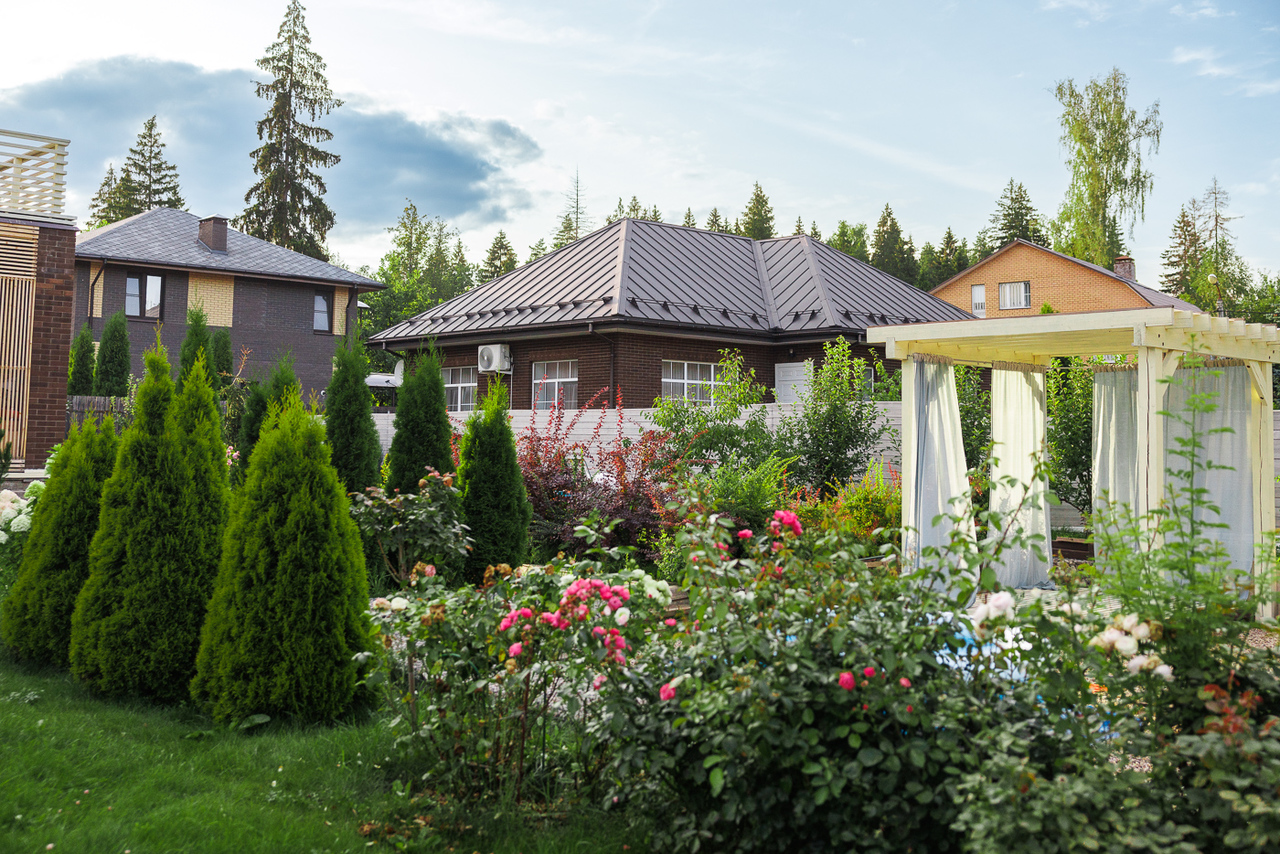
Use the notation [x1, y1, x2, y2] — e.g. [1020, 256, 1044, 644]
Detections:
[1041, 0, 1111, 23]
[1172, 45, 1280, 95]
[1170, 1, 1234, 19]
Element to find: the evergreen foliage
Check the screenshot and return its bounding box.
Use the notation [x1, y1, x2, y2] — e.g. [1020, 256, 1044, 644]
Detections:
[527, 239, 548, 263]
[915, 227, 970, 291]
[87, 165, 134, 228]
[1160, 204, 1205, 297]
[870, 205, 919, 283]
[457, 381, 531, 584]
[739, 182, 775, 240]
[69, 345, 227, 701]
[0, 416, 118, 667]
[325, 339, 382, 495]
[551, 213, 579, 251]
[559, 170, 590, 243]
[386, 352, 453, 494]
[191, 401, 371, 723]
[68, 324, 95, 396]
[239, 0, 342, 260]
[828, 220, 870, 261]
[177, 305, 213, 394]
[477, 230, 518, 283]
[211, 329, 234, 387]
[93, 311, 131, 397]
[988, 179, 1048, 247]
[705, 208, 728, 233]
[118, 116, 186, 214]
[682, 208, 697, 228]
[793, 216, 805, 235]
[808, 221, 822, 240]
[608, 196, 662, 223]
[236, 357, 301, 483]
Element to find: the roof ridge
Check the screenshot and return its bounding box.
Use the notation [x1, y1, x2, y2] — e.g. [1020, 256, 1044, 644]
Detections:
[751, 239, 780, 331]
[797, 235, 837, 328]
[612, 218, 632, 314]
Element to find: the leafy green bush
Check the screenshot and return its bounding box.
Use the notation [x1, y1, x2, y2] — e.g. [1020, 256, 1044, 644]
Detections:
[387, 351, 454, 494]
[349, 469, 470, 588]
[325, 338, 382, 495]
[68, 324, 95, 396]
[954, 363, 991, 472]
[177, 304, 214, 393]
[1047, 358, 1093, 514]
[1, 416, 118, 667]
[795, 460, 902, 550]
[458, 380, 531, 584]
[0, 481, 43, 600]
[699, 452, 793, 534]
[69, 345, 227, 701]
[93, 310, 131, 397]
[192, 400, 372, 723]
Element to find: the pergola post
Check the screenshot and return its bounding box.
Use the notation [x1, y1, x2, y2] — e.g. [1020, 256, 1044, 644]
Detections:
[899, 353, 918, 560]
[1246, 360, 1277, 617]
[1135, 346, 1177, 524]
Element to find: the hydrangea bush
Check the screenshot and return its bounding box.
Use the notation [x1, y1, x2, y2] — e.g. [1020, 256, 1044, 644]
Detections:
[0, 480, 43, 598]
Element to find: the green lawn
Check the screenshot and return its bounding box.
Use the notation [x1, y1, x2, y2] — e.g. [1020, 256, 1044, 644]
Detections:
[0, 658, 637, 854]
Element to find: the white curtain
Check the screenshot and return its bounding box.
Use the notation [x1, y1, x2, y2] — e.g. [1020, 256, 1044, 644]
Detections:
[1164, 364, 1254, 575]
[989, 364, 1052, 588]
[1092, 367, 1139, 514]
[911, 357, 972, 587]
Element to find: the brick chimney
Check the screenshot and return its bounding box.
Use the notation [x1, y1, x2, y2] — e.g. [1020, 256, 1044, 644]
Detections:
[1113, 255, 1136, 282]
[198, 215, 228, 253]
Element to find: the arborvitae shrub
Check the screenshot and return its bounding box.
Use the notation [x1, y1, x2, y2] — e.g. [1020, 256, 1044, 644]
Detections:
[235, 357, 301, 484]
[68, 324, 96, 396]
[387, 351, 453, 494]
[211, 329, 233, 388]
[178, 305, 213, 394]
[0, 415, 118, 666]
[93, 310, 131, 397]
[69, 345, 227, 701]
[325, 338, 382, 494]
[192, 401, 372, 723]
[458, 381, 531, 584]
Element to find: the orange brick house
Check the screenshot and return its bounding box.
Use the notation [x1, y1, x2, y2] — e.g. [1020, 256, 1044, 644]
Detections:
[931, 238, 1199, 318]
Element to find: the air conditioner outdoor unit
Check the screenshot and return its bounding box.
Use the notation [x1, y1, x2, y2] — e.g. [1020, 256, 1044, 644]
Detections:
[478, 343, 513, 373]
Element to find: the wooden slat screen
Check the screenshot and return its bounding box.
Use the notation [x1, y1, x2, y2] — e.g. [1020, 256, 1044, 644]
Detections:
[0, 129, 71, 222]
[0, 222, 39, 279]
[0, 275, 35, 464]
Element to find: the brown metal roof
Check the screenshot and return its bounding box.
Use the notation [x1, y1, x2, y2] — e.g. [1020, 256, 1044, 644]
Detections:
[370, 218, 972, 347]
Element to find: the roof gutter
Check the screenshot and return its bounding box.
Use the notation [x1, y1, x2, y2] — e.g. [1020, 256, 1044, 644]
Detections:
[73, 254, 385, 291]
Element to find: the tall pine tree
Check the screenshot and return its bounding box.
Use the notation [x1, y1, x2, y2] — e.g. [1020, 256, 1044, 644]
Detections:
[682, 208, 697, 228]
[239, 0, 342, 260]
[989, 179, 1048, 247]
[705, 208, 727, 233]
[477, 231, 518, 283]
[87, 165, 135, 228]
[870, 205, 917, 283]
[1159, 204, 1204, 297]
[739, 182, 776, 240]
[527, 238, 548, 262]
[117, 116, 186, 214]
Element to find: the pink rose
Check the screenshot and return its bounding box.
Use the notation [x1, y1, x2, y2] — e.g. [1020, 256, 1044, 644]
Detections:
[659, 683, 676, 701]
[508, 642, 523, 657]
[838, 672, 855, 691]
[664, 618, 677, 627]
[906, 705, 913, 713]
[592, 674, 607, 691]
[738, 529, 753, 539]
[863, 666, 876, 678]
[422, 564, 436, 577]
[899, 677, 911, 688]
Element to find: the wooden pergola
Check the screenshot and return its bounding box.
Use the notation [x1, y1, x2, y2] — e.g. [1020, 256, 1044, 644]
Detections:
[868, 308, 1279, 592]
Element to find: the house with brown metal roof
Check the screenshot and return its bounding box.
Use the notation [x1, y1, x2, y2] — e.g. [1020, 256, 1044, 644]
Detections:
[930, 238, 1200, 319]
[75, 208, 383, 395]
[370, 217, 972, 411]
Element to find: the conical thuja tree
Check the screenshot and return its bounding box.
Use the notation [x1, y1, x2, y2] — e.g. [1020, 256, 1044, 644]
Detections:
[235, 356, 300, 484]
[192, 400, 371, 723]
[1, 415, 118, 666]
[94, 310, 131, 397]
[458, 380, 531, 584]
[325, 338, 381, 494]
[211, 329, 233, 387]
[178, 305, 214, 394]
[386, 351, 453, 494]
[68, 324, 96, 396]
[69, 343, 228, 701]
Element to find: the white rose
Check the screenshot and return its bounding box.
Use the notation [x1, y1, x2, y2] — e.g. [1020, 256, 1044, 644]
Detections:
[1100, 627, 1125, 650]
[1126, 654, 1149, 675]
[1153, 664, 1174, 682]
[1057, 602, 1086, 617]
[1120, 613, 1140, 633]
[1131, 622, 1151, 641]
[390, 597, 409, 612]
[988, 591, 1015, 617]
[614, 607, 631, 626]
[1114, 634, 1139, 656]
[970, 603, 990, 625]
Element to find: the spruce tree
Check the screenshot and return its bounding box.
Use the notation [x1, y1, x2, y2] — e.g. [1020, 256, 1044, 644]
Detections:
[551, 213, 579, 250]
[829, 221, 869, 261]
[191, 400, 371, 723]
[794, 216, 805, 235]
[809, 221, 822, 240]
[477, 230, 518, 283]
[87, 165, 135, 228]
[458, 381, 530, 584]
[740, 182, 776, 240]
[705, 208, 727, 232]
[0, 415, 118, 667]
[239, 0, 342, 260]
[386, 352, 453, 494]
[989, 179, 1048, 247]
[178, 305, 213, 394]
[118, 116, 186, 212]
[68, 324, 96, 396]
[69, 345, 227, 701]
[211, 329, 234, 387]
[527, 239, 548, 263]
[870, 205, 918, 283]
[93, 311, 131, 397]
[682, 208, 697, 228]
[1160, 205, 1205, 297]
[325, 339, 381, 494]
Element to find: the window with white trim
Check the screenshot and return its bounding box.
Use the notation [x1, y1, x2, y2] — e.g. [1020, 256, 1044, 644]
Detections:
[662, 360, 723, 403]
[998, 281, 1031, 310]
[442, 366, 478, 413]
[971, 284, 986, 317]
[533, 360, 577, 409]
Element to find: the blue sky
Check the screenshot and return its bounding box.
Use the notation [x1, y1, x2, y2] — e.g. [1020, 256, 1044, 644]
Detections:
[3, 0, 1277, 285]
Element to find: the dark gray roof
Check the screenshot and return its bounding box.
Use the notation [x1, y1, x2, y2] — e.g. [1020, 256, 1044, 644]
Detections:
[933, 238, 1201, 313]
[76, 207, 380, 289]
[371, 218, 971, 346]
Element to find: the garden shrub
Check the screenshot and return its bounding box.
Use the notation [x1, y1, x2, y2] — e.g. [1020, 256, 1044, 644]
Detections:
[68, 324, 95, 396]
[1, 416, 118, 667]
[177, 304, 214, 393]
[458, 380, 532, 584]
[191, 400, 373, 723]
[0, 478, 45, 602]
[1046, 357, 1093, 515]
[386, 350, 454, 495]
[697, 452, 793, 535]
[349, 469, 470, 589]
[325, 338, 382, 495]
[69, 345, 227, 701]
[93, 310, 131, 397]
[954, 363, 991, 473]
[234, 356, 300, 484]
[795, 460, 902, 551]
[776, 336, 889, 494]
[211, 328, 233, 387]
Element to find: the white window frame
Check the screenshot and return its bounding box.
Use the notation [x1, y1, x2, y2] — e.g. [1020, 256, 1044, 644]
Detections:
[442, 366, 478, 413]
[971, 284, 986, 318]
[662, 360, 723, 403]
[533, 360, 578, 409]
[998, 280, 1031, 310]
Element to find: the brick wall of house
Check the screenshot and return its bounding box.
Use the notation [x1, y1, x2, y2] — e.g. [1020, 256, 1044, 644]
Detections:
[28, 225, 76, 467]
[932, 243, 1149, 317]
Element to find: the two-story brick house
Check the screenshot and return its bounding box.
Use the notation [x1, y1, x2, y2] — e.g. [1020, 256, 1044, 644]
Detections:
[74, 208, 382, 395]
[930, 238, 1200, 318]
